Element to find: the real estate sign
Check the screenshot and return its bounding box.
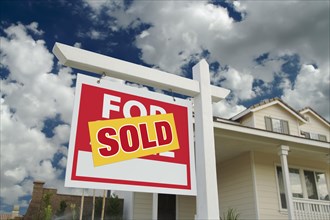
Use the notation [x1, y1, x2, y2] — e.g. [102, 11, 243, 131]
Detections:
[65, 74, 196, 195]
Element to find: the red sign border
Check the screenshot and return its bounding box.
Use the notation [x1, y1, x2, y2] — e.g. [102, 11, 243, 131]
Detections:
[65, 74, 196, 195]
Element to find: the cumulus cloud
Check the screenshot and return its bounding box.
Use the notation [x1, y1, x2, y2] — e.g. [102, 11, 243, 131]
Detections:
[125, 1, 234, 75]
[213, 100, 246, 119]
[282, 64, 330, 121]
[0, 23, 75, 207]
[219, 68, 255, 101]
[83, 0, 329, 119]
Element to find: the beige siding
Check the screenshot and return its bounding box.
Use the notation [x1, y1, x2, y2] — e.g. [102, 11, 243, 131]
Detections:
[239, 113, 254, 127]
[254, 152, 330, 220]
[132, 192, 153, 220]
[254, 152, 286, 220]
[177, 195, 196, 219]
[300, 112, 330, 141]
[253, 105, 300, 136]
[218, 152, 256, 219]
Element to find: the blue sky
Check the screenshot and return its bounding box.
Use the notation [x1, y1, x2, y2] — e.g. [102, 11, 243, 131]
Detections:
[1, 0, 329, 215]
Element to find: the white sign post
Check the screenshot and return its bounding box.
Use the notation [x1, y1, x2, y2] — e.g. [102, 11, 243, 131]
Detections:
[53, 43, 230, 219]
[193, 61, 220, 219]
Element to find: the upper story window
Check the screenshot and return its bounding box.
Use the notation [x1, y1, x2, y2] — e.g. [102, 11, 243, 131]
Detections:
[301, 131, 327, 141]
[276, 166, 329, 209]
[265, 117, 290, 134]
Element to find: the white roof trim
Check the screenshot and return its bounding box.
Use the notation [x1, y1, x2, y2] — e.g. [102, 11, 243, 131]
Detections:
[231, 108, 251, 121]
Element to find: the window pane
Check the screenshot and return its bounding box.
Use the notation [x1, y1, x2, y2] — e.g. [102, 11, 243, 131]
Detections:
[265, 117, 272, 131]
[304, 132, 311, 139]
[276, 167, 287, 209]
[310, 133, 319, 140]
[304, 170, 318, 199]
[315, 172, 329, 200]
[318, 135, 327, 142]
[289, 168, 303, 198]
[281, 120, 289, 134]
[272, 118, 282, 133]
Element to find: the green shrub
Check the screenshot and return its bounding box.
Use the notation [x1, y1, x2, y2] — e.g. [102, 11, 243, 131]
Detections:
[221, 208, 240, 220]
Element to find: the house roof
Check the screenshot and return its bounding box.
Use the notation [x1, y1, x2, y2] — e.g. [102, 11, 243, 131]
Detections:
[299, 107, 330, 128]
[230, 98, 307, 123]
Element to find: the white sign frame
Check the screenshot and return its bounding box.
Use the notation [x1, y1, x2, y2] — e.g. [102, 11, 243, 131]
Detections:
[65, 74, 196, 196]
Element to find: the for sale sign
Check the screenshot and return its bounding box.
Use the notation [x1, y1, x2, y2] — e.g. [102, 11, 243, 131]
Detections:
[65, 74, 196, 195]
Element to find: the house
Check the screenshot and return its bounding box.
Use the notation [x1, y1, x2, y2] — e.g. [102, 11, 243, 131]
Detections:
[23, 181, 123, 219]
[24, 181, 93, 220]
[0, 205, 21, 220]
[116, 98, 330, 220]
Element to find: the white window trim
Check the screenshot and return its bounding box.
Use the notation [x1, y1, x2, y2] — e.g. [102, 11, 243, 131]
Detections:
[274, 163, 330, 211]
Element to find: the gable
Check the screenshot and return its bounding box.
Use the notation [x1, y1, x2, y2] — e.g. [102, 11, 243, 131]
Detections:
[300, 109, 330, 128]
[231, 98, 307, 124]
[300, 112, 330, 141]
[252, 103, 302, 136]
[251, 100, 306, 123]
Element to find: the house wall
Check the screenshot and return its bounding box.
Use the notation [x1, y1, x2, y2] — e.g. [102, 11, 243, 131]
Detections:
[239, 113, 254, 128]
[253, 152, 286, 220]
[300, 112, 330, 141]
[177, 195, 196, 219]
[254, 151, 330, 220]
[253, 105, 300, 136]
[217, 152, 256, 219]
[132, 192, 153, 220]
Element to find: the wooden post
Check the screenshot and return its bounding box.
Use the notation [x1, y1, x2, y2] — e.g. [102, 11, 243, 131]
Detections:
[92, 189, 95, 220]
[101, 190, 107, 220]
[193, 60, 220, 219]
[79, 189, 84, 220]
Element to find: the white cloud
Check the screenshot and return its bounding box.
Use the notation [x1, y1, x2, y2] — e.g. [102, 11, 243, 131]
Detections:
[73, 42, 82, 48]
[213, 100, 246, 119]
[282, 64, 330, 121]
[0, 23, 75, 207]
[52, 124, 71, 145]
[90, 0, 329, 119]
[127, 1, 234, 75]
[77, 29, 107, 40]
[219, 67, 255, 101]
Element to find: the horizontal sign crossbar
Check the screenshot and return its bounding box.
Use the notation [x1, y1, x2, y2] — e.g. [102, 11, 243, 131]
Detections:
[53, 43, 229, 102]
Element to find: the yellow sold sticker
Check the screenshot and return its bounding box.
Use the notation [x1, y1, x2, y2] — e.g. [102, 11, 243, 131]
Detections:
[88, 113, 179, 167]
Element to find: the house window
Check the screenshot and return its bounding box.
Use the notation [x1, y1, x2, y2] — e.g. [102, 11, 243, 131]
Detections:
[265, 117, 289, 134]
[301, 131, 327, 141]
[276, 166, 329, 209]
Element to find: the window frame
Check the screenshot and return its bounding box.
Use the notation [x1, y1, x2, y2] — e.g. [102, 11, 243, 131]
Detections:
[275, 164, 330, 211]
[265, 116, 290, 134]
[301, 131, 327, 141]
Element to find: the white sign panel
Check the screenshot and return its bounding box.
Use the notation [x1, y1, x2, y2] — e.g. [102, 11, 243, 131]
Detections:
[65, 74, 196, 195]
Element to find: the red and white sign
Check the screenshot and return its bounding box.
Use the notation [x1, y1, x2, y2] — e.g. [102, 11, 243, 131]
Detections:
[65, 74, 196, 195]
